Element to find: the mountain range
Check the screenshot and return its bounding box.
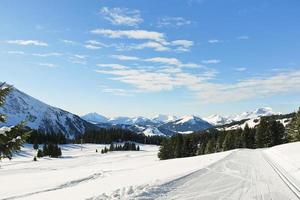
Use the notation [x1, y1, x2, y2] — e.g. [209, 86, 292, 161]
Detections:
[0, 84, 281, 137]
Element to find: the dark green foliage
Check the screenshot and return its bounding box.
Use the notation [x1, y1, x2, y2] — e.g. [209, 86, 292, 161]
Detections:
[37, 149, 43, 158]
[158, 117, 290, 160]
[286, 108, 300, 142]
[102, 142, 140, 154]
[27, 130, 67, 144]
[77, 128, 164, 145]
[0, 84, 29, 161]
[0, 122, 29, 160]
[33, 141, 39, 150]
[42, 143, 62, 158]
[33, 156, 37, 161]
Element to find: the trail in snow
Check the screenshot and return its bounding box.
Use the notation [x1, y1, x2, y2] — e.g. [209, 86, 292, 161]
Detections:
[136, 149, 300, 200]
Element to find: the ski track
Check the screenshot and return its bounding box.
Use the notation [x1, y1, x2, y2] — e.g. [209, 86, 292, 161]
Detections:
[135, 150, 300, 200]
[0, 172, 104, 200]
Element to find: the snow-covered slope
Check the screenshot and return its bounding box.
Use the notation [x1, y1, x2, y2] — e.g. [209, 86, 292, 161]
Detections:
[81, 113, 108, 124]
[0, 87, 94, 138]
[160, 115, 213, 134]
[231, 107, 278, 121]
[203, 114, 233, 126]
[0, 144, 232, 200]
[152, 114, 178, 123]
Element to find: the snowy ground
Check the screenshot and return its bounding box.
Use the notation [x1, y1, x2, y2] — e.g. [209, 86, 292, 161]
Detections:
[1, 143, 299, 200]
[0, 144, 231, 200]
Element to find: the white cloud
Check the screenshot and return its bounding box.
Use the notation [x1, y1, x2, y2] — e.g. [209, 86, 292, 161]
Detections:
[97, 63, 128, 70]
[90, 29, 194, 52]
[32, 52, 63, 57]
[202, 59, 221, 64]
[111, 55, 139, 61]
[144, 57, 182, 66]
[191, 70, 300, 103]
[102, 88, 134, 96]
[100, 7, 143, 26]
[237, 35, 250, 40]
[6, 51, 25, 55]
[84, 40, 107, 50]
[6, 40, 48, 46]
[61, 39, 77, 45]
[38, 63, 57, 68]
[157, 17, 191, 28]
[170, 40, 194, 52]
[128, 41, 170, 52]
[208, 39, 220, 44]
[234, 67, 247, 72]
[90, 29, 165, 43]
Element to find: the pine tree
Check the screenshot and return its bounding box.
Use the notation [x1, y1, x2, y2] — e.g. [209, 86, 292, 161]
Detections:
[37, 149, 43, 158]
[33, 141, 39, 150]
[0, 83, 29, 161]
[286, 108, 300, 142]
[255, 118, 269, 148]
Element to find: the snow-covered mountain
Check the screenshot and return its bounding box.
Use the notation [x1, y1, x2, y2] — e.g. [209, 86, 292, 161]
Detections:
[0, 86, 95, 138]
[152, 114, 178, 123]
[231, 107, 278, 121]
[203, 114, 233, 126]
[159, 115, 213, 134]
[81, 113, 108, 124]
[204, 107, 279, 126]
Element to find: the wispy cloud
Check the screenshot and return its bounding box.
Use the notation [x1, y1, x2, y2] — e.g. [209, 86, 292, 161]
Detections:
[100, 7, 143, 26]
[102, 87, 135, 96]
[6, 40, 48, 46]
[61, 39, 77, 45]
[38, 63, 57, 68]
[157, 17, 191, 28]
[111, 55, 139, 61]
[208, 39, 221, 44]
[90, 29, 165, 43]
[5, 51, 25, 55]
[32, 52, 63, 57]
[84, 40, 107, 50]
[192, 70, 300, 103]
[97, 63, 128, 70]
[91, 29, 194, 52]
[234, 67, 247, 72]
[202, 59, 220, 64]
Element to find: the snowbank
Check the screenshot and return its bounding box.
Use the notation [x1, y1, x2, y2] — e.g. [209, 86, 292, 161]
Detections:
[264, 142, 300, 186]
[0, 143, 232, 200]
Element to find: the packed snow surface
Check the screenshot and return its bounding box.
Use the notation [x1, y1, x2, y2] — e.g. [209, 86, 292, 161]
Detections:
[1, 142, 299, 200]
[137, 142, 300, 200]
[0, 144, 231, 200]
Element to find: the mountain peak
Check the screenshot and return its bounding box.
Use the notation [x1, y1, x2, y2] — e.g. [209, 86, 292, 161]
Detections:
[81, 113, 108, 124]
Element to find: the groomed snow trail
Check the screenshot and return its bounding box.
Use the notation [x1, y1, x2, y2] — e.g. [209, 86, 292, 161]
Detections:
[136, 149, 300, 200]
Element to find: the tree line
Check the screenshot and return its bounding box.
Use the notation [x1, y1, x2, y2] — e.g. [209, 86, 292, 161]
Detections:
[158, 110, 300, 160]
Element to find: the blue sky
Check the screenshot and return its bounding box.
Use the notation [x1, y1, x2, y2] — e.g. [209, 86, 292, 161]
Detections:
[1, 0, 300, 118]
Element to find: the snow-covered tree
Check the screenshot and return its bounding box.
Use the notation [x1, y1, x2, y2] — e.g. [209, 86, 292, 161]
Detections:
[0, 83, 28, 161]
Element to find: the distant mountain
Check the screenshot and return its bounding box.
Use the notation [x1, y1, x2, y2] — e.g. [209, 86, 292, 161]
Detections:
[159, 115, 213, 134]
[81, 112, 108, 124]
[152, 114, 178, 123]
[204, 114, 233, 126]
[0, 85, 96, 138]
[231, 107, 278, 121]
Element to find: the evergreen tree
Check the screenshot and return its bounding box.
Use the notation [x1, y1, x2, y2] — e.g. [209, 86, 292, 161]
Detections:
[33, 141, 39, 150]
[286, 108, 300, 142]
[222, 133, 235, 151]
[0, 83, 29, 161]
[37, 149, 43, 158]
[255, 118, 269, 148]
